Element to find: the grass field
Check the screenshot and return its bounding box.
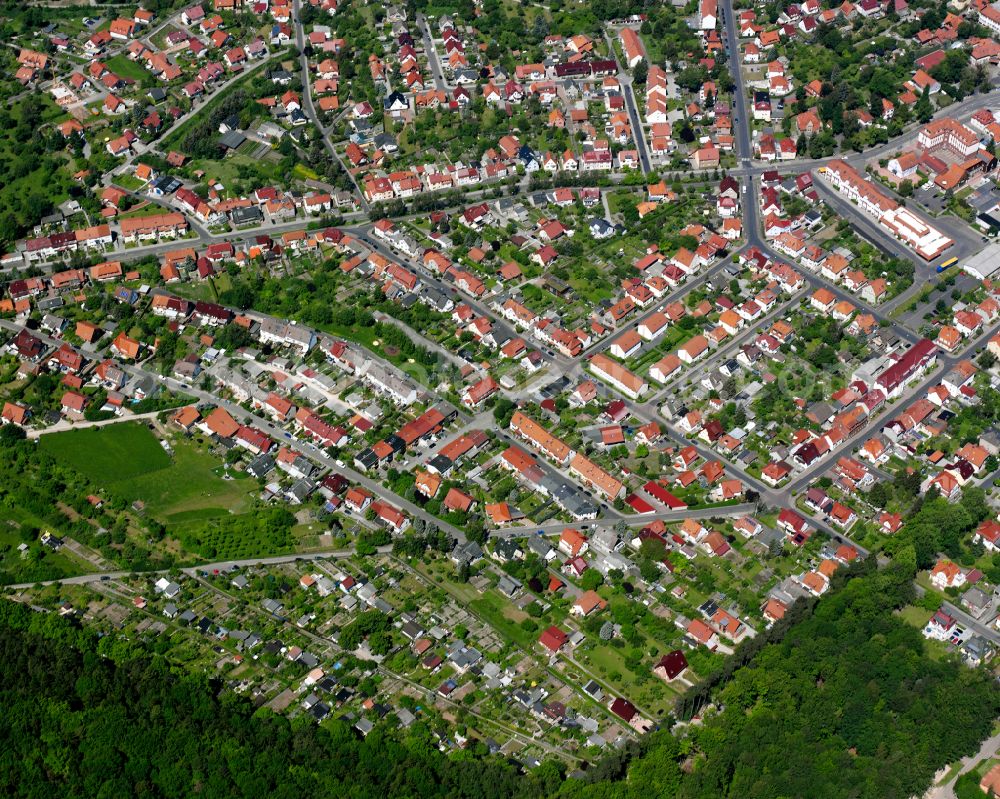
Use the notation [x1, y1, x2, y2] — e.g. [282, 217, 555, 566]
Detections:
[470, 591, 538, 651]
[39, 424, 256, 523]
[35, 424, 289, 564]
[897, 604, 932, 629]
[292, 163, 319, 181]
[109, 440, 256, 522]
[119, 202, 171, 219]
[113, 174, 147, 191]
[40, 422, 170, 482]
[105, 55, 151, 83]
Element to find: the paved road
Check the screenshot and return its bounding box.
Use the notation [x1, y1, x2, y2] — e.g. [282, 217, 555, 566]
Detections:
[25, 409, 162, 439]
[812, 178, 981, 270]
[841, 87, 1000, 170]
[11, 73, 996, 277]
[10, 8, 1000, 621]
[784, 315, 1000, 500]
[170, 371, 473, 540]
[602, 31, 650, 175]
[0, 318, 472, 546]
[721, 0, 753, 168]
[490, 503, 758, 539]
[619, 75, 652, 175]
[292, 0, 369, 213]
[925, 731, 1000, 799]
[579, 249, 740, 362]
[416, 14, 447, 92]
[1, 546, 392, 591]
[697, 64, 996, 509]
[942, 599, 1000, 646]
[640, 282, 807, 407]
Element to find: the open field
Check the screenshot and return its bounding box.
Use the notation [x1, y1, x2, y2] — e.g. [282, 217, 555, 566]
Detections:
[105, 55, 150, 83]
[39, 422, 170, 483]
[37, 424, 299, 563]
[39, 424, 256, 522]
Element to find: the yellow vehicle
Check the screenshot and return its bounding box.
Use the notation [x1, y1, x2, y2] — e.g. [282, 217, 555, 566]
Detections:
[936, 257, 958, 273]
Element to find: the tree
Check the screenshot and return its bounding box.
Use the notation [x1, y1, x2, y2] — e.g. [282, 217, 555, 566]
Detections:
[0, 600, 541, 799]
[492, 398, 515, 428]
[915, 87, 933, 123]
[867, 481, 888, 509]
[579, 569, 604, 590]
[638, 558, 661, 583]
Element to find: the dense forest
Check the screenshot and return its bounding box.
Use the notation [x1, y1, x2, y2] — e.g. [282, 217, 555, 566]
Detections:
[559, 560, 1000, 799]
[0, 600, 554, 799]
[2, 555, 997, 799]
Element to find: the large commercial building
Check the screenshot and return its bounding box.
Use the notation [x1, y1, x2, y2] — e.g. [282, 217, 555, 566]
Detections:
[917, 118, 981, 159]
[821, 161, 953, 261]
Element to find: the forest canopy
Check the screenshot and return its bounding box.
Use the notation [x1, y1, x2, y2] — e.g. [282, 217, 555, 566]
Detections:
[1, 560, 996, 799]
[560, 562, 1000, 799]
[0, 599, 551, 799]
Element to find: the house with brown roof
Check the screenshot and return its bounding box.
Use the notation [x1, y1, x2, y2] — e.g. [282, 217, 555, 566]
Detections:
[414, 470, 442, 498]
[653, 650, 688, 681]
[443, 487, 475, 513]
[571, 590, 608, 617]
[558, 527, 588, 557]
[687, 618, 718, 649]
[171, 405, 201, 430]
[929, 559, 966, 590]
[538, 625, 568, 653]
[801, 570, 829, 596]
[111, 332, 141, 360]
[1, 401, 29, 426]
[61, 391, 87, 416]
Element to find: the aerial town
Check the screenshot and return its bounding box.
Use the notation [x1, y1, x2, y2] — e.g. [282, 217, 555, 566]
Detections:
[2, 0, 1000, 796]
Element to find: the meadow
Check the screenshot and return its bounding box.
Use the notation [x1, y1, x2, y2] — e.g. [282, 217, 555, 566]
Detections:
[39, 423, 255, 522]
[39, 422, 170, 482]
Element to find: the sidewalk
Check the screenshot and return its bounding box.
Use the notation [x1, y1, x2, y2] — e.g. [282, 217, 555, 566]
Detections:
[26, 410, 164, 440]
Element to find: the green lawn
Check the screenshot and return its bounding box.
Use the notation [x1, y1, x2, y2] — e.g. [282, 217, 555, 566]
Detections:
[172, 273, 228, 302]
[114, 174, 147, 191]
[39, 424, 256, 523]
[39, 422, 170, 483]
[106, 437, 257, 522]
[292, 163, 320, 181]
[119, 203, 172, 219]
[105, 54, 151, 83]
[469, 591, 538, 651]
[897, 605, 932, 629]
[188, 151, 284, 187]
